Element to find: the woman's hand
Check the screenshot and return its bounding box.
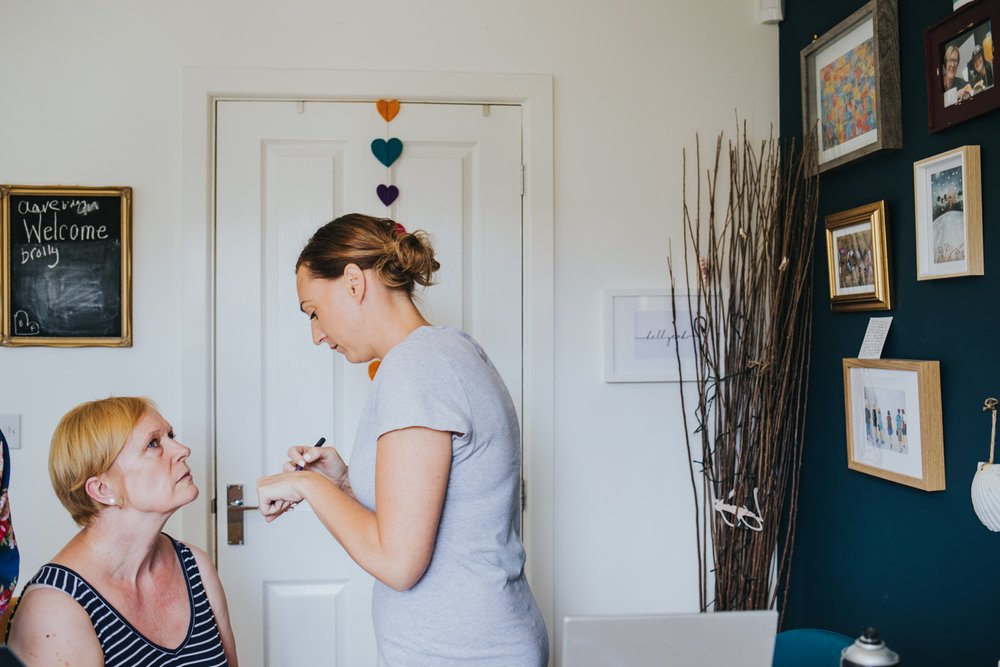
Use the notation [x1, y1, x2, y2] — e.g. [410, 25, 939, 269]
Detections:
[256, 471, 314, 522]
[284, 444, 349, 489]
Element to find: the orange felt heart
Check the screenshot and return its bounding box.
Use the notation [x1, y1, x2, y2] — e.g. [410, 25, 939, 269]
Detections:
[376, 99, 400, 122]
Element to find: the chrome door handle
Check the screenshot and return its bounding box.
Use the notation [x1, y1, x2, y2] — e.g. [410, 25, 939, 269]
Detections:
[228, 499, 260, 511]
[226, 484, 258, 545]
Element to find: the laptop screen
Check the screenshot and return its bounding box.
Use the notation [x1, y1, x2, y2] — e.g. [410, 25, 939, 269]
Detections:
[561, 609, 778, 666]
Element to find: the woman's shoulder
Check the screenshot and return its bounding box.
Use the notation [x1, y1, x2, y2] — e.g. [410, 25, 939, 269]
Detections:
[165, 534, 213, 573]
[8, 579, 103, 663]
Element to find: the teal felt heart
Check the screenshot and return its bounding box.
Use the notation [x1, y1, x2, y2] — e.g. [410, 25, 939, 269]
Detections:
[371, 138, 403, 167]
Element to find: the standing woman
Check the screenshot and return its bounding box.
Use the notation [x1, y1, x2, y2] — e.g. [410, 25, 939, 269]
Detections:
[256, 214, 548, 666]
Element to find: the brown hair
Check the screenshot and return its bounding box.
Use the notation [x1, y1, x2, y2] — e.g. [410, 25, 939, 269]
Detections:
[295, 214, 440, 295]
[49, 396, 154, 526]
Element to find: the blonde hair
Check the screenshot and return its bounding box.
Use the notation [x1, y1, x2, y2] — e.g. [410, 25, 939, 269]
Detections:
[296, 213, 440, 295]
[49, 396, 154, 526]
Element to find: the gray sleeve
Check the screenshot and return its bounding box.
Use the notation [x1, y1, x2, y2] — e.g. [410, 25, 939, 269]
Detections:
[372, 341, 471, 439]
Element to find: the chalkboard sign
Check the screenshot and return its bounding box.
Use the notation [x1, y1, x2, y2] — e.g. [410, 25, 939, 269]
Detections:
[1, 185, 132, 347]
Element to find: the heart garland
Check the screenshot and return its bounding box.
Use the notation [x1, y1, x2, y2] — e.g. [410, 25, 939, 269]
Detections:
[373, 99, 403, 209]
[377, 184, 399, 206]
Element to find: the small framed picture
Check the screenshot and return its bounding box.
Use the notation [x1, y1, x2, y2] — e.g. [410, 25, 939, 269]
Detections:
[603, 289, 700, 383]
[824, 200, 891, 312]
[842, 358, 945, 491]
[1, 185, 132, 347]
[800, 0, 902, 173]
[925, 0, 999, 132]
[913, 146, 983, 280]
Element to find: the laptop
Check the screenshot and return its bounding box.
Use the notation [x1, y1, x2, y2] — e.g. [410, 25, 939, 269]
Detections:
[561, 609, 778, 666]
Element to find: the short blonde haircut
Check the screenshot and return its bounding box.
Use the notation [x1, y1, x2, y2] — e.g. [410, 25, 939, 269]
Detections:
[49, 396, 154, 526]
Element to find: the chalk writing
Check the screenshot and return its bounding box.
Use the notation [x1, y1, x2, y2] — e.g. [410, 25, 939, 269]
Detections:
[13, 311, 40, 336]
[20, 243, 59, 268]
[17, 199, 100, 216]
[22, 212, 109, 244]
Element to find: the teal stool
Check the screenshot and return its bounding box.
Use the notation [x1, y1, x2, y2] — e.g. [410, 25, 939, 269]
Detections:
[772, 628, 853, 667]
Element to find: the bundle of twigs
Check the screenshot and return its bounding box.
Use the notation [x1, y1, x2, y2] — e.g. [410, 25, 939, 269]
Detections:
[668, 123, 819, 622]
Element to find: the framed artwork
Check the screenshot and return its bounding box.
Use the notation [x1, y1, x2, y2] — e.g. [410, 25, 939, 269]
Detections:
[800, 0, 902, 173]
[1, 185, 132, 347]
[824, 200, 891, 312]
[925, 0, 999, 133]
[913, 145, 983, 280]
[842, 358, 945, 491]
[603, 289, 700, 383]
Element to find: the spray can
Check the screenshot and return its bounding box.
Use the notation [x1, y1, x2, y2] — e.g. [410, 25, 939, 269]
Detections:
[841, 627, 899, 666]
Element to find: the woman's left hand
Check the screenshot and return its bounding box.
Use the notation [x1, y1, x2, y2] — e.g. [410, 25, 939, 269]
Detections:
[256, 471, 310, 522]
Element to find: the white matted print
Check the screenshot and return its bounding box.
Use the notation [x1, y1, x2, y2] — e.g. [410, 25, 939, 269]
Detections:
[913, 145, 983, 280]
[603, 289, 699, 382]
[843, 358, 945, 491]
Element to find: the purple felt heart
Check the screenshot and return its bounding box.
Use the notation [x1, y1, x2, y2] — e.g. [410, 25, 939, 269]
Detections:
[377, 184, 399, 206]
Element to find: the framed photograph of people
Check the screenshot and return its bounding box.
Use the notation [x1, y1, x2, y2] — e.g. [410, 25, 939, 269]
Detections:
[824, 200, 892, 312]
[800, 0, 902, 173]
[603, 289, 702, 383]
[925, 0, 999, 132]
[913, 146, 983, 280]
[842, 358, 945, 491]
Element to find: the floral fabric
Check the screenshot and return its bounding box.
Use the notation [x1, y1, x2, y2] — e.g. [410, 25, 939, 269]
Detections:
[0, 428, 18, 616]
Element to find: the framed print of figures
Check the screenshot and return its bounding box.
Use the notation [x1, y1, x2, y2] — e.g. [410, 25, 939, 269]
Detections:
[800, 0, 902, 173]
[843, 358, 945, 491]
[913, 146, 983, 280]
[603, 289, 700, 382]
[825, 200, 891, 312]
[925, 0, 999, 132]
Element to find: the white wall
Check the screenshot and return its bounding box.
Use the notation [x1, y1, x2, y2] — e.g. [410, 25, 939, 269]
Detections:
[0, 0, 777, 657]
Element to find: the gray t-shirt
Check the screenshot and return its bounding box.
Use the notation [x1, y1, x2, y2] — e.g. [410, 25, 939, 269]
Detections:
[350, 326, 548, 666]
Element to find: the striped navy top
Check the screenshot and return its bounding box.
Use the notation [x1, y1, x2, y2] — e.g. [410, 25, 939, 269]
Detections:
[20, 535, 228, 667]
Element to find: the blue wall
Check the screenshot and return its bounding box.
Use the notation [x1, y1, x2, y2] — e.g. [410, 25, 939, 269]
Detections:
[779, 1, 1000, 664]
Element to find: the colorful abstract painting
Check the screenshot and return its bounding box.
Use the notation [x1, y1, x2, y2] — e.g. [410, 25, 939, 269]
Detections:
[820, 38, 877, 150]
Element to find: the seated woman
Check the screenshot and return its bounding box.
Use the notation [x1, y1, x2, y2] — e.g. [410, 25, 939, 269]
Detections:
[6, 397, 238, 666]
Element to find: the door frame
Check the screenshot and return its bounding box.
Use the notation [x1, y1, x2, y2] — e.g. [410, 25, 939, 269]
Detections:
[180, 68, 554, 646]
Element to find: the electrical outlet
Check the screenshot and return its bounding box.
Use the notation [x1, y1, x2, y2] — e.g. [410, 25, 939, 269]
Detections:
[0, 414, 21, 449]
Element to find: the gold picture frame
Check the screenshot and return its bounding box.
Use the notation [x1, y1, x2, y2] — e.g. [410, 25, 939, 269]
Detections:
[824, 200, 891, 312]
[1, 185, 132, 347]
[913, 145, 983, 280]
[843, 358, 945, 491]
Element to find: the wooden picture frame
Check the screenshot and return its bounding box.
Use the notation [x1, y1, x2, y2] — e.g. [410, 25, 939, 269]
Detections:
[825, 200, 891, 312]
[1, 185, 132, 347]
[913, 145, 983, 280]
[925, 0, 999, 133]
[843, 358, 945, 491]
[800, 0, 902, 173]
[603, 289, 699, 383]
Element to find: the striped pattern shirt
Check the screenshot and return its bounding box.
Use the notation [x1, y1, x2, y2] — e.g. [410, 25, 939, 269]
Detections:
[22, 536, 228, 666]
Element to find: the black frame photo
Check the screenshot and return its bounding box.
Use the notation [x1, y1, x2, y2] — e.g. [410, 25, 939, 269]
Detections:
[1, 185, 132, 347]
[925, 0, 999, 132]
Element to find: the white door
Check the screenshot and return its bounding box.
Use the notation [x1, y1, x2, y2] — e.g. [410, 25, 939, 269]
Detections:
[214, 100, 523, 666]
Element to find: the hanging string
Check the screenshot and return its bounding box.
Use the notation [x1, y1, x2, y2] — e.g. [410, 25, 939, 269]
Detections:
[984, 397, 998, 464]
